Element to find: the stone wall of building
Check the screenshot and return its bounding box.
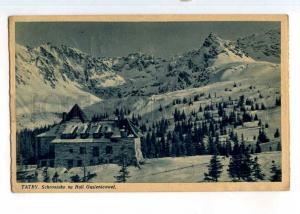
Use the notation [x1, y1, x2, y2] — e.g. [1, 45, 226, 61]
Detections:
[37, 136, 55, 159]
[54, 138, 141, 168]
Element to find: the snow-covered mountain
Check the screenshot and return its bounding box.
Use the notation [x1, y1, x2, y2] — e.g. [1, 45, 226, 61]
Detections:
[107, 32, 255, 96]
[15, 43, 127, 114]
[236, 28, 280, 63]
[15, 29, 280, 129]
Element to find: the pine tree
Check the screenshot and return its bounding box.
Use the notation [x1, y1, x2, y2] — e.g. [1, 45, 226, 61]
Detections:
[184, 131, 195, 156]
[198, 139, 207, 155]
[232, 141, 240, 156]
[275, 97, 281, 106]
[208, 136, 217, 155]
[274, 129, 280, 138]
[171, 132, 180, 157]
[115, 154, 130, 183]
[52, 172, 59, 183]
[228, 155, 241, 181]
[42, 167, 50, 182]
[160, 135, 166, 157]
[255, 141, 261, 153]
[258, 119, 262, 126]
[158, 104, 163, 112]
[256, 103, 260, 111]
[270, 160, 282, 182]
[239, 153, 254, 181]
[277, 142, 282, 151]
[145, 132, 151, 158]
[70, 174, 81, 182]
[199, 105, 203, 112]
[225, 139, 232, 157]
[228, 153, 255, 182]
[204, 154, 223, 182]
[258, 128, 269, 143]
[252, 157, 265, 181]
[150, 131, 157, 157]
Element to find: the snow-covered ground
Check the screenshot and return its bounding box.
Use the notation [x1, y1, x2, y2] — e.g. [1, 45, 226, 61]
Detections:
[27, 151, 280, 183]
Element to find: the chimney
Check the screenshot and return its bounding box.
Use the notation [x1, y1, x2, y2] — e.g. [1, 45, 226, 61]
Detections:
[120, 128, 127, 138]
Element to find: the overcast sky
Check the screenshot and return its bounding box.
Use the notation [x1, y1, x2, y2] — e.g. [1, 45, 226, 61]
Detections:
[16, 22, 279, 58]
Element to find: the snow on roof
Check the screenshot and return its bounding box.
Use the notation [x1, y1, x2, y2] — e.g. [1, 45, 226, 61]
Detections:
[37, 106, 144, 143]
[51, 138, 112, 144]
[80, 123, 89, 134]
[62, 124, 78, 135]
[94, 123, 102, 134]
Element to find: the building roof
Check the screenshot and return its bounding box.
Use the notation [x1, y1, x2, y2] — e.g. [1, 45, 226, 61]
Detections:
[63, 104, 88, 123]
[37, 104, 143, 143]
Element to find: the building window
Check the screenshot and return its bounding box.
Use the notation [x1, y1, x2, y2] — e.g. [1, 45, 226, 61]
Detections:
[67, 160, 73, 168]
[105, 146, 113, 154]
[90, 160, 94, 165]
[49, 145, 55, 154]
[41, 160, 47, 167]
[77, 160, 82, 167]
[80, 147, 86, 154]
[92, 146, 99, 157]
[98, 158, 103, 164]
[49, 160, 54, 167]
[69, 148, 73, 153]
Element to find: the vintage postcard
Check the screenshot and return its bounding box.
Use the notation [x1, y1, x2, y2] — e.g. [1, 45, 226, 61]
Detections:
[9, 15, 289, 192]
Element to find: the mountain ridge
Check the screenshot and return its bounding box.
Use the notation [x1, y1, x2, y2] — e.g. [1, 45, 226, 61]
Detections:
[15, 29, 280, 129]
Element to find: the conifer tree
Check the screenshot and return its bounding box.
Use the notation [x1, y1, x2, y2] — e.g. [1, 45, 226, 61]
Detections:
[171, 132, 180, 157]
[277, 142, 281, 151]
[255, 141, 262, 153]
[199, 105, 203, 112]
[145, 132, 151, 158]
[70, 174, 81, 182]
[275, 97, 281, 106]
[225, 139, 232, 157]
[158, 104, 163, 112]
[228, 152, 255, 181]
[52, 172, 59, 183]
[42, 167, 50, 182]
[208, 136, 217, 155]
[115, 154, 130, 183]
[274, 128, 280, 138]
[239, 153, 254, 181]
[232, 141, 240, 155]
[252, 157, 265, 181]
[258, 128, 269, 143]
[228, 155, 241, 181]
[150, 131, 157, 157]
[204, 154, 223, 182]
[198, 139, 207, 155]
[160, 135, 166, 157]
[270, 160, 282, 182]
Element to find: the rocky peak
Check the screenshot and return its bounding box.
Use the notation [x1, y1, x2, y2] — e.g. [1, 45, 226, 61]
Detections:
[202, 32, 225, 48]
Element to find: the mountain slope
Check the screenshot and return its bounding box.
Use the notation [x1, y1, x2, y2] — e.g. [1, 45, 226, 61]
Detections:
[16, 44, 104, 115]
[236, 28, 280, 63]
[15, 29, 280, 129]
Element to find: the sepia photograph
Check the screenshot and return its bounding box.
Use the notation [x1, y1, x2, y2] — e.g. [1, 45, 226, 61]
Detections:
[9, 15, 289, 192]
